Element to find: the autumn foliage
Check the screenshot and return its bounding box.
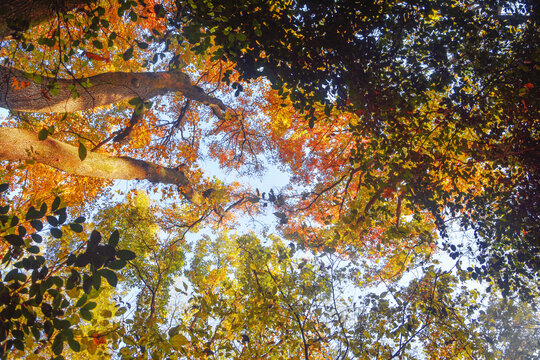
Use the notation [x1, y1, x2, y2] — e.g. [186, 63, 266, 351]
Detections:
[0, 0, 538, 359]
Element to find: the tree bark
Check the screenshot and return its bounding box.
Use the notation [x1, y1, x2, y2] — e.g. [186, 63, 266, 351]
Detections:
[0, 66, 226, 114]
[0, 128, 200, 202]
[0, 0, 93, 40]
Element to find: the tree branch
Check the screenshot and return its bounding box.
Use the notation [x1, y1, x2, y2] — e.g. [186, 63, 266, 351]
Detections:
[0, 128, 200, 202]
[0, 65, 226, 114]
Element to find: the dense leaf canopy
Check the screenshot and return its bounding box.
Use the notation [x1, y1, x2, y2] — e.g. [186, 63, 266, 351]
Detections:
[0, 0, 538, 359]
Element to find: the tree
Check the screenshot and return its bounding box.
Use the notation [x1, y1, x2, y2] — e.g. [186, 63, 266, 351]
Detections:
[0, 0, 538, 358]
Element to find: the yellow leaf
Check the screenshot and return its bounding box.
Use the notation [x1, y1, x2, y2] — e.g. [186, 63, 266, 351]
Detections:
[170, 334, 190, 350]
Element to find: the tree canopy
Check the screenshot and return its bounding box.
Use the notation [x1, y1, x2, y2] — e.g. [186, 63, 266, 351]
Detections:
[0, 0, 538, 359]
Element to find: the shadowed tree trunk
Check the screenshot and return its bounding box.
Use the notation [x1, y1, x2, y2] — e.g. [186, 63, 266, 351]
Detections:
[0, 0, 92, 40]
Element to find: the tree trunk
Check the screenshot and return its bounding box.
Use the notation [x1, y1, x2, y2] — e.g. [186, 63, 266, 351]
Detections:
[0, 66, 225, 113]
[0, 128, 200, 202]
[0, 0, 93, 40]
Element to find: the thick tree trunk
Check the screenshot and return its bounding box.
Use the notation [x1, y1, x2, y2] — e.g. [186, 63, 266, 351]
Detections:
[0, 0, 92, 40]
[0, 128, 200, 202]
[0, 66, 225, 113]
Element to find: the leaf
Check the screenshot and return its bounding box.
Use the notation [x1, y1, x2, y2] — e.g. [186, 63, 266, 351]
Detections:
[25, 206, 42, 220]
[4, 234, 24, 247]
[170, 334, 190, 349]
[47, 215, 59, 226]
[93, 273, 102, 290]
[99, 268, 118, 287]
[30, 220, 43, 231]
[122, 47, 134, 61]
[50, 228, 63, 239]
[117, 249, 136, 261]
[92, 40, 103, 49]
[28, 245, 40, 254]
[69, 223, 84, 233]
[88, 230, 101, 250]
[78, 141, 87, 161]
[136, 40, 148, 49]
[73, 216, 86, 223]
[68, 338, 81, 352]
[51, 196, 61, 211]
[31, 233, 43, 243]
[80, 308, 92, 321]
[75, 294, 88, 308]
[108, 230, 120, 247]
[52, 334, 64, 355]
[107, 259, 126, 270]
[38, 128, 49, 140]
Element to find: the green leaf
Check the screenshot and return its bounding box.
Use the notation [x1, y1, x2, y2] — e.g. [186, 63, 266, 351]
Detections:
[128, 97, 142, 105]
[53, 318, 71, 330]
[69, 223, 84, 233]
[170, 334, 190, 349]
[93, 274, 101, 290]
[82, 276, 93, 293]
[107, 259, 126, 270]
[78, 141, 87, 161]
[108, 230, 120, 247]
[4, 234, 24, 247]
[31, 233, 43, 243]
[92, 40, 103, 49]
[30, 220, 43, 231]
[136, 40, 148, 49]
[99, 268, 118, 287]
[25, 206, 42, 220]
[75, 294, 88, 308]
[80, 307, 92, 321]
[52, 200, 64, 215]
[50, 228, 63, 239]
[52, 334, 64, 355]
[38, 128, 49, 141]
[117, 249, 136, 261]
[122, 47, 134, 61]
[68, 338, 81, 352]
[88, 230, 101, 250]
[10, 215, 19, 227]
[47, 215, 59, 226]
[74, 216, 86, 223]
[83, 301, 97, 311]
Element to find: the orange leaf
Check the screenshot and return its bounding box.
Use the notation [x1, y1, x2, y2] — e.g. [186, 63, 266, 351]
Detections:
[11, 78, 30, 91]
[92, 334, 107, 346]
[85, 51, 111, 62]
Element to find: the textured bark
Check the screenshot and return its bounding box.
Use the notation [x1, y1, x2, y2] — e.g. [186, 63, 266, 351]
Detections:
[0, 0, 92, 40]
[0, 66, 226, 113]
[0, 128, 200, 201]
